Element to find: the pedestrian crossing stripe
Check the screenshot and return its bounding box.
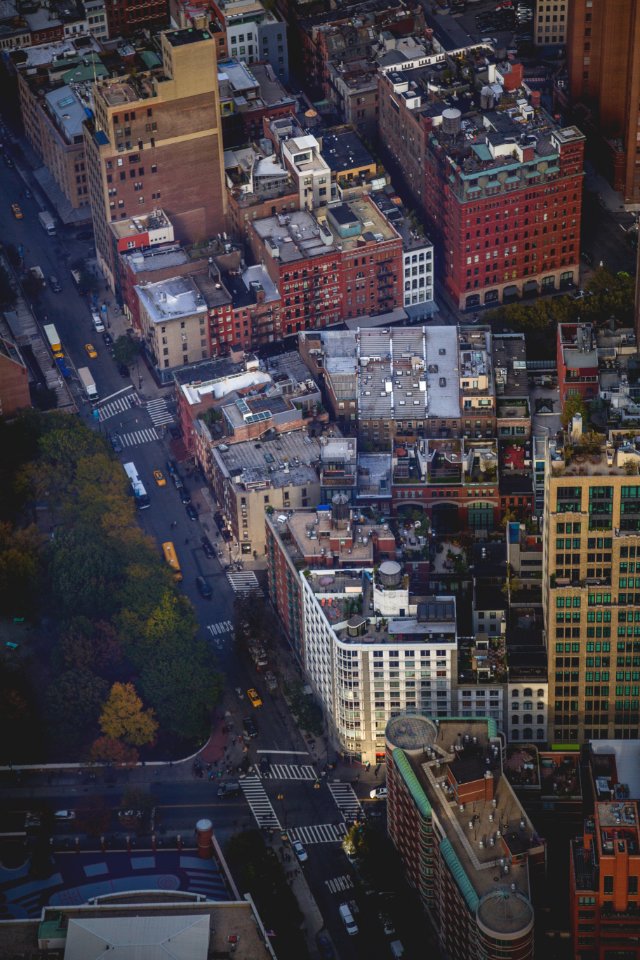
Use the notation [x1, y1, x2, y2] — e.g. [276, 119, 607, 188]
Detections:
[328, 782, 363, 820]
[257, 764, 318, 781]
[118, 427, 160, 447]
[240, 777, 282, 829]
[98, 394, 135, 421]
[146, 397, 174, 427]
[227, 571, 262, 596]
[325, 875, 354, 894]
[206, 621, 233, 637]
[288, 823, 346, 845]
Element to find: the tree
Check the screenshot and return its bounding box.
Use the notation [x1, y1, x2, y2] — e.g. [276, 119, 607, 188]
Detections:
[99, 682, 158, 746]
[89, 735, 139, 767]
[49, 526, 122, 618]
[561, 394, 588, 429]
[44, 669, 108, 756]
[140, 651, 222, 740]
[113, 335, 140, 368]
[0, 521, 43, 617]
[56, 617, 123, 674]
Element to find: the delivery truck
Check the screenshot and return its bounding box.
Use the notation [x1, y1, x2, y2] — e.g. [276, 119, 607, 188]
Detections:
[78, 366, 98, 401]
[44, 323, 62, 356]
[38, 210, 56, 236]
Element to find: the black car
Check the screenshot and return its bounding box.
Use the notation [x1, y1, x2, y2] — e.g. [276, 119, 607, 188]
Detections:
[117, 362, 129, 378]
[180, 488, 191, 504]
[110, 433, 123, 453]
[186, 503, 198, 521]
[242, 716, 258, 738]
[316, 932, 335, 959]
[195, 575, 212, 599]
[166, 458, 177, 476]
[49, 275, 62, 293]
[173, 474, 184, 490]
[201, 535, 215, 559]
[102, 331, 113, 346]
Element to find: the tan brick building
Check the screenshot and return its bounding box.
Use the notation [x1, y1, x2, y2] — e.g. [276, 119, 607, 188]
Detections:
[84, 28, 227, 290]
[543, 434, 640, 743]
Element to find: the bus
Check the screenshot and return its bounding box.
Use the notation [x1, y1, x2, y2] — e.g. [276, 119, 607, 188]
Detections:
[162, 541, 182, 582]
[123, 461, 150, 510]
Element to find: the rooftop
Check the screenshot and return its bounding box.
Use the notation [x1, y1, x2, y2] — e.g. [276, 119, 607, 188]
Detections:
[136, 275, 207, 323]
[559, 322, 598, 371]
[492, 333, 528, 397]
[123, 244, 191, 275]
[110, 209, 172, 240]
[164, 27, 212, 46]
[320, 128, 374, 174]
[280, 506, 392, 566]
[387, 715, 541, 935]
[44, 84, 88, 142]
[253, 196, 398, 263]
[212, 430, 321, 490]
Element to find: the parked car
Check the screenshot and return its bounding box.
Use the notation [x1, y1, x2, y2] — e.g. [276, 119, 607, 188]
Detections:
[48, 275, 62, 292]
[180, 488, 192, 504]
[110, 434, 123, 453]
[242, 716, 258, 738]
[339, 903, 359, 936]
[102, 330, 114, 346]
[196, 575, 212, 599]
[201, 535, 215, 558]
[186, 503, 198, 521]
[54, 810, 76, 820]
[316, 931, 335, 959]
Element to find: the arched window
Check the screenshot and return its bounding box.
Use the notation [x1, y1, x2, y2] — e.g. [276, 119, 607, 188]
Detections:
[523, 728, 533, 740]
[537, 689, 544, 698]
[511, 715, 519, 725]
[524, 688, 533, 697]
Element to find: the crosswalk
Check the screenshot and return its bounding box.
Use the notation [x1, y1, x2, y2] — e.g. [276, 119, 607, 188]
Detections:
[146, 397, 174, 427]
[227, 571, 263, 596]
[206, 620, 233, 637]
[98, 393, 135, 422]
[288, 823, 347, 845]
[325, 874, 354, 894]
[328, 782, 363, 821]
[257, 764, 318, 781]
[118, 427, 160, 448]
[240, 777, 281, 829]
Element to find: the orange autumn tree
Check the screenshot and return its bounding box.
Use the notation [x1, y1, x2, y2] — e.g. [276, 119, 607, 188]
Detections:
[99, 682, 158, 747]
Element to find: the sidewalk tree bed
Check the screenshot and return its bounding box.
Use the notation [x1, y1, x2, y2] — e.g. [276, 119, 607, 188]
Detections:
[0, 410, 222, 763]
[225, 830, 309, 960]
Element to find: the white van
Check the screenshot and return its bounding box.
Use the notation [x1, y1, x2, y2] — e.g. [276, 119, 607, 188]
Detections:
[91, 311, 105, 333]
[338, 903, 358, 936]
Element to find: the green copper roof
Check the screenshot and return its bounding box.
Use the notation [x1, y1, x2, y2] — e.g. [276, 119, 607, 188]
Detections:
[393, 748, 432, 819]
[440, 837, 479, 913]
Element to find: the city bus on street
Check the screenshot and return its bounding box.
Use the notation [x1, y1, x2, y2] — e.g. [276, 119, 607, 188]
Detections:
[123, 461, 150, 510]
[162, 541, 182, 581]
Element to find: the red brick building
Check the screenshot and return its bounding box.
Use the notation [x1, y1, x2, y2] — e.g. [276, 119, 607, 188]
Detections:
[0, 338, 30, 418]
[106, 0, 169, 37]
[556, 322, 598, 409]
[378, 60, 585, 309]
[249, 196, 403, 336]
[570, 800, 640, 960]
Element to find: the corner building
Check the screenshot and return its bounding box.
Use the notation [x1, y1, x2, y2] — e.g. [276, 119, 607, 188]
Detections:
[386, 714, 544, 960]
[84, 29, 227, 291]
[543, 435, 640, 743]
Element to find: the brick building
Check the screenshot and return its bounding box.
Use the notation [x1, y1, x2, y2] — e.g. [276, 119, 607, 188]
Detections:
[248, 196, 403, 335]
[105, 0, 168, 37]
[0, 338, 30, 417]
[566, 0, 640, 206]
[557, 322, 599, 409]
[84, 28, 227, 292]
[378, 56, 585, 308]
[386, 714, 544, 960]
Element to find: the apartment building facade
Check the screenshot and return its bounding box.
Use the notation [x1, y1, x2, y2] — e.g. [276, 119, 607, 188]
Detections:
[543, 435, 640, 743]
[84, 28, 227, 291]
[566, 0, 640, 206]
[378, 60, 585, 308]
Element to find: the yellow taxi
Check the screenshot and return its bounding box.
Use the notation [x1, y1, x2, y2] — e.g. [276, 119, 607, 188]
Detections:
[247, 687, 263, 709]
[153, 470, 166, 487]
[11, 202, 23, 220]
[84, 343, 98, 359]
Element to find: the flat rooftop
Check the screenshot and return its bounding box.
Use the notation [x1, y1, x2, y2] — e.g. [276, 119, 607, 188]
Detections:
[44, 84, 87, 141]
[110, 209, 171, 240]
[164, 27, 212, 45]
[387, 715, 540, 930]
[123, 246, 190, 275]
[321, 129, 374, 173]
[283, 508, 386, 565]
[212, 430, 321, 490]
[136, 275, 208, 323]
[253, 197, 398, 263]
